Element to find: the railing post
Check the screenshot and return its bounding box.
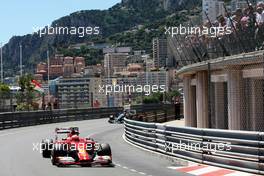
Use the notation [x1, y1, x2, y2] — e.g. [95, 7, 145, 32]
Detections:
[11, 112, 16, 128]
[0, 115, 2, 130]
[258, 132, 264, 173]
[201, 129, 212, 164]
[156, 124, 165, 153]
[164, 110, 167, 122]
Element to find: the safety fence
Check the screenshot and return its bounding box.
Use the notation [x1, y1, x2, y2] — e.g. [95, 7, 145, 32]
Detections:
[130, 104, 182, 123]
[0, 107, 123, 130]
[169, 0, 264, 68]
[124, 118, 264, 175]
[130, 111, 175, 123]
[0, 104, 176, 130]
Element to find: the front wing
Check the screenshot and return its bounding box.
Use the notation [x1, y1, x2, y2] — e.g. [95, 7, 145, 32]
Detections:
[55, 155, 112, 166]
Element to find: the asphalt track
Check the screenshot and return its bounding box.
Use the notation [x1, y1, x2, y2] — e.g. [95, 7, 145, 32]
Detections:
[0, 118, 190, 176]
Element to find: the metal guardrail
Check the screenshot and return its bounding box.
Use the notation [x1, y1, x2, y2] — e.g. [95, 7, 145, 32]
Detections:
[0, 107, 123, 130]
[124, 118, 264, 175]
[130, 104, 182, 123]
[0, 104, 174, 130]
[130, 112, 177, 123]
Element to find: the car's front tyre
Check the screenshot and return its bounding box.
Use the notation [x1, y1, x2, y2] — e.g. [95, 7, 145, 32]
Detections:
[41, 139, 53, 158]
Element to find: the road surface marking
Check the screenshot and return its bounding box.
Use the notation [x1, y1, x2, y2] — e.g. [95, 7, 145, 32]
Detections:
[188, 166, 220, 175]
[168, 164, 257, 176]
[115, 161, 153, 176]
[139, 172, 146, 175]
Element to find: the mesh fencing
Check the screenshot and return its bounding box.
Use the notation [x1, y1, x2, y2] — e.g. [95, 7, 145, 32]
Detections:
[207, 54, 264, 131]
[169, 0, 264, 68]
[171, 26, 264, 68]
[173, 1, 264, 132]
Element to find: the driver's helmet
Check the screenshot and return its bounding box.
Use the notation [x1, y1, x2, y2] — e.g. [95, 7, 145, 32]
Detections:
[71, 135, 80, 141]
[69, 128, 79, 137]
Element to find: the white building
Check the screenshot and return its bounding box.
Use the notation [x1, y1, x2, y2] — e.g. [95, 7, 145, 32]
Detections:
[153, 38, 168, 68]
[203, 0, 225, 22]
[57, 77, 91, 109]
[104, 53, 129, 77]
[230, 0, 248, 12]
[101, 70, 170, 107]
[89, 78, 107, 107]
[103, 47, 132, 54]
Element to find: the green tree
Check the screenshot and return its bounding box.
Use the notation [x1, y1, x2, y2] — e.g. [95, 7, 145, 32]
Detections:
[0, 83, 10, 93]
[16, 74, 34, 111]
[165, 90, 181, 103]
[0, 83, 10, 111]
[142, 90, 181, 104]
[57, 46, 103, 66]
[143, 92, 163, 104]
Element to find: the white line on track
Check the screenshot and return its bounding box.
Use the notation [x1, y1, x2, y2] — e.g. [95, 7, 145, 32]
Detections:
[139, 172, 146, 175]
[115, 163, 121, 167]
[115, 162, 153, 176]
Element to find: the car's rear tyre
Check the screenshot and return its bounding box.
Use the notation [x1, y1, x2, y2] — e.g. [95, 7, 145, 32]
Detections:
[108, 120, 114, 124]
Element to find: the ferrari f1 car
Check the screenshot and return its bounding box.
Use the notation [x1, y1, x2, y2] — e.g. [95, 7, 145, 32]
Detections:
[41, 127, 112, 167]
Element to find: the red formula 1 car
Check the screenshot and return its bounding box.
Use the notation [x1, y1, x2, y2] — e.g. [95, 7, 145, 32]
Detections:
[41, 127, 112, 167]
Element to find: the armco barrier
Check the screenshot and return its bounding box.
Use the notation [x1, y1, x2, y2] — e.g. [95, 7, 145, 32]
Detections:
[0, 104, 173, 130]
[124, 118, 264, 175]
[0, 107, 123, 130]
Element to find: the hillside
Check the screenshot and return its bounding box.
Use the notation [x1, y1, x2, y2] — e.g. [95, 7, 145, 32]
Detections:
[2, 0, 201, 76]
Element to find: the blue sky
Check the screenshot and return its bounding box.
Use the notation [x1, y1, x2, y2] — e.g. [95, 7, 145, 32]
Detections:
[0, 0, 121, 44]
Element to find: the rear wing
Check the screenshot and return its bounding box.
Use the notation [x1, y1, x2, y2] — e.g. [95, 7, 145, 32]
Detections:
[55, 127, 79, 134]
